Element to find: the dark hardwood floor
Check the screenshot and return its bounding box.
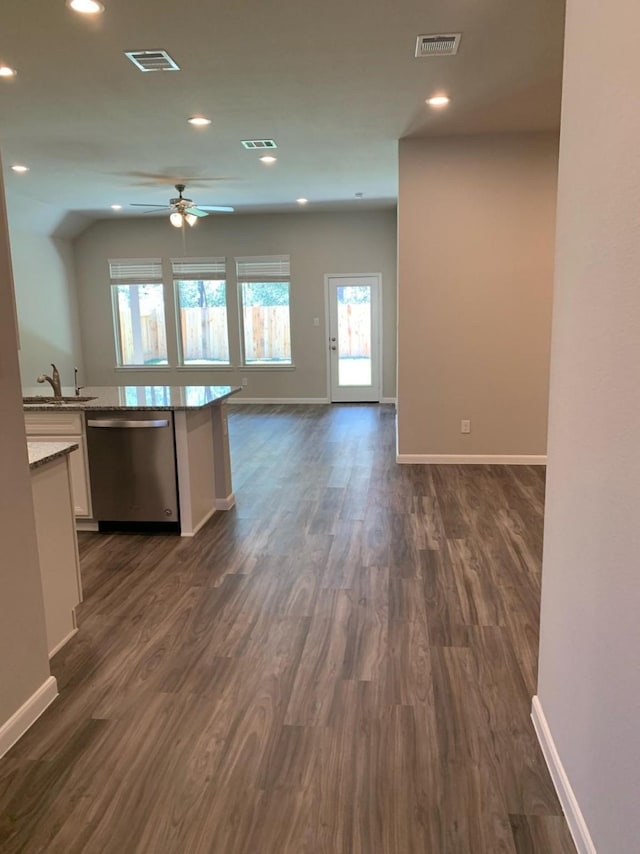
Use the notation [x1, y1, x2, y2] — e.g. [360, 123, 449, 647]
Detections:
[0, 404, 576, 853]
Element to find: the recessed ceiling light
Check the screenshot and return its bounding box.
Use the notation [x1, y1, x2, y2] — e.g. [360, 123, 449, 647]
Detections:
[426, 95, 450, 107]
[296, 198, 308, 205]
[67, 0, 104, 14]
[259, 155, 277, 164]
[0, 66, 17, 78]
[111, 204, 122, 210]
[188, 116, 211, 127]
[11, 164, 29, 173]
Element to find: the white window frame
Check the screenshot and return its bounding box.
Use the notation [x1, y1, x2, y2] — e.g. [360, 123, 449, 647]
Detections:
[236, 255, 294, 368]
[108, 258, 169, 368]
[171, 257, 232, 369]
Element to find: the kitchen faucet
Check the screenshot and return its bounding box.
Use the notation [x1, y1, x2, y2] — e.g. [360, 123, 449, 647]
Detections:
[37, 363, 62, 398]
[74, 367, 86, 396]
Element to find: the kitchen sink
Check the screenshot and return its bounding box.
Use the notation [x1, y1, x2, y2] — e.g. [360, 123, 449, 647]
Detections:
[23, 395, 98, 404]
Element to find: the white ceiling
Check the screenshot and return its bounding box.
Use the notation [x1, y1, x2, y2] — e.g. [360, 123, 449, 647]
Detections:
[0, 0, 565, 232]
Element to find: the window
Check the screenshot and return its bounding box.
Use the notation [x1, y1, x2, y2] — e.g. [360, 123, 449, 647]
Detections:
[109, 259, 168, 366]
[172, 258, 229, 366]
[236, 255, 292, 365]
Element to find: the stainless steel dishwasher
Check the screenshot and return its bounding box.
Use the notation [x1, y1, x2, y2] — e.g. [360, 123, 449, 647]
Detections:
[85, 410, 180, 532]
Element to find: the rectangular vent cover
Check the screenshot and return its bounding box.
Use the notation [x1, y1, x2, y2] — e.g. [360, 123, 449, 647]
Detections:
[415, 34, 461, 57]
[124, 50, 180, 72]
[241, 139, 278, 150]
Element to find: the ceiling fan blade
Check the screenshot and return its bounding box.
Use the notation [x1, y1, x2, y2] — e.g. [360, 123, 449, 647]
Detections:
[196, 205, 235, 212]
[118, 171, 241, 188]
[130, 203, 171, 208]
[186, 207, 208, 218]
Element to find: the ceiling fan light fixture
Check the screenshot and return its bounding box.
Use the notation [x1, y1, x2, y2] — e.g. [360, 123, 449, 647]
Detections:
[67, 0, 105, 14]
[185, 213, 198, 226]
[170, 211, 183, 228]
[426, 94, 450, 107]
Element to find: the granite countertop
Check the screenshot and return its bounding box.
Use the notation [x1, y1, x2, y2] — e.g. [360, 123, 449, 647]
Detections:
[28, 441, 79, 469]
[22, 385, 242, 412]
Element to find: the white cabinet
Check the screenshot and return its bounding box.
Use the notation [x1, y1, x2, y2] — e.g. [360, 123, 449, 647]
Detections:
[24, 412, 92, 517]
[30, 450, 82, 656]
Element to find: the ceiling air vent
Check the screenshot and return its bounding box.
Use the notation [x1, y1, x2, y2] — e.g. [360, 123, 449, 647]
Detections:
[415, 33, 461, 58]
[241, 140, 278, 150]
[124, 50, 180, 72]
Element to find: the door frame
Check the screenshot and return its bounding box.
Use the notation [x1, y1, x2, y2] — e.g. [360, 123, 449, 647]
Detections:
[324, 273, 383, 403]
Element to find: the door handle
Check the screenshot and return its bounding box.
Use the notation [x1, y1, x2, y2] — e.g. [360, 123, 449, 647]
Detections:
[87, 419, 170, 428]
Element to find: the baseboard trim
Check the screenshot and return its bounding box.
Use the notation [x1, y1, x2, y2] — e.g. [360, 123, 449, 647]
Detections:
[48, 627, 79, 659]
[396, 453, 547, 465]
[75, 519, 99, 532]
[232, 397, 398, 407]
[180, 494, 236, 538]
[0, 676, 58, 760]
[531, 696, 596, 854]
[181, 505, 216, 537]
[231, 397, 330, 405]
[215, 493, 236, 511]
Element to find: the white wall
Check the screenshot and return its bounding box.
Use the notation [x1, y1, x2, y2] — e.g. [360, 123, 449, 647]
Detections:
[536, 1, 640, 851]
[73, 209, 397, 400]
[0, 155, 52, 733]
[397, 132, 558, 459]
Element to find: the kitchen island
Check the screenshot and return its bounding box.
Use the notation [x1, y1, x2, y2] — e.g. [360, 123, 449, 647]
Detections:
[23, 385, 241, 536]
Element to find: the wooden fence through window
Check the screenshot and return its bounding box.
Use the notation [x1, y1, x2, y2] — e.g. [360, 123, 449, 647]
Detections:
[119, 307, 168, 365]
[119, 302, 372, 364]
[243, 306, 292, 361]
[180, 307, 230, 362]
[338, 303, 371, 357]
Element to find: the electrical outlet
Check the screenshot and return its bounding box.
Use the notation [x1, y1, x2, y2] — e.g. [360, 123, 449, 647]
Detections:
[461, 419, 471, 434]
[241, 377, 248, 387]
[313, 317, 320, 327]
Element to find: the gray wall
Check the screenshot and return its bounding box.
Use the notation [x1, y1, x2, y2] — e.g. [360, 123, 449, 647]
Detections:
[397, 132, 559, 457]
[10, 229, 85, 389]
[0, 156, 51, 730]
[73, 209, 397, 400]
[537, 0, 640, 850]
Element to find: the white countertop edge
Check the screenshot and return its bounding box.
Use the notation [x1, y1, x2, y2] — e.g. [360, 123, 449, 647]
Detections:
[28, 441, 79, 470]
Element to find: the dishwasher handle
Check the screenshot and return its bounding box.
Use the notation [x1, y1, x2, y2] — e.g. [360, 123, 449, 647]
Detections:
[87, 418, 170, 429]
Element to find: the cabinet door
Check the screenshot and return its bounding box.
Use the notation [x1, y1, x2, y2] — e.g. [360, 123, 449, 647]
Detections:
[31, 456, 82, 655]
[29, 435, 92, 517]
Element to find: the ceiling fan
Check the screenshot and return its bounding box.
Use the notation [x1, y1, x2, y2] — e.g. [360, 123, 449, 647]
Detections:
[130, 183, 234, 227]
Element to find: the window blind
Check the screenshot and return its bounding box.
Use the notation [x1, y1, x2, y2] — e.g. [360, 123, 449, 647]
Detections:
[235, 255, 290, 281]
[171, 257, 226, 278]
[108, 258, 163, 283]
